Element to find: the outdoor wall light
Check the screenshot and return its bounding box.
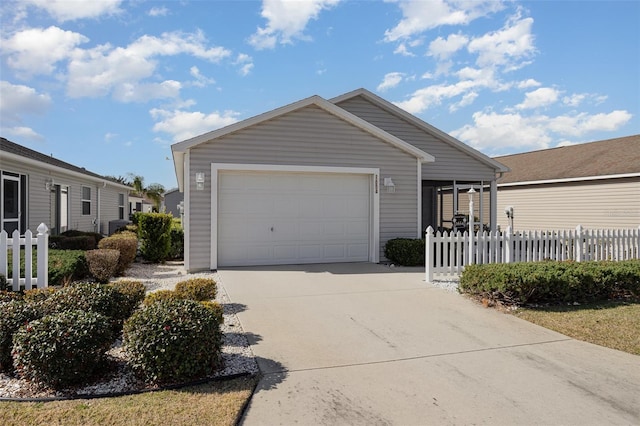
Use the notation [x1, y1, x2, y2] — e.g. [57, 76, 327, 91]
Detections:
[383, 177, 396, 193]
[45, 178, 54, 191]
[195, 172, 205, 191]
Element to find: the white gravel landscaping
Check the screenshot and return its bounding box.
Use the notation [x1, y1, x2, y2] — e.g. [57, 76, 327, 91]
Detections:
[0, 261, 259, 400]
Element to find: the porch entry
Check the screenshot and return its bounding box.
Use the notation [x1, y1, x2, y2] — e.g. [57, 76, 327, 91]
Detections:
[422, 180, 492, 233]
[1, 171, 27, 234]
[50, 184, 69, 235]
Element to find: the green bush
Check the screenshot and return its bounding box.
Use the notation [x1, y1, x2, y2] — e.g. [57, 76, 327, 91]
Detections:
[48, 250, 88, 285]
[22, 288, 57, 303]
[42, 283, 125, 333]
[61, 230, 104, 245]
[123, 299, 222, 384]
[0, 300, 43, 372]
[137, 213, 173, 263]
[49, 235, 97, 251]
[85, 249, 120, 283]
[384, 238, 425, 266]
[143, 289, 182, 306]
[175, 277, 217, 301]
[6, 249, 88, 287]
[109, 280, 145, 319]
[460, 260, 640, 305]
[0, 290, 21, 303]
[169, 227, 184, 260]
[200, 300, 224, 325]
[0, 274, 7, 291]
[12, 310, 113, 389]
[98, 234, 138, 275]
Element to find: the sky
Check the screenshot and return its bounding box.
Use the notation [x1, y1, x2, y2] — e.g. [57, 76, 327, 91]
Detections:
[1, 0, 638, 190]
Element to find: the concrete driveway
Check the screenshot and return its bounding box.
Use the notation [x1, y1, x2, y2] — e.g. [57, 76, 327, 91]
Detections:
[218, 263, 640, 425]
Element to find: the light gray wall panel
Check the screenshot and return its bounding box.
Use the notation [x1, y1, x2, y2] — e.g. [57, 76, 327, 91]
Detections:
[187, 105, 420, 270]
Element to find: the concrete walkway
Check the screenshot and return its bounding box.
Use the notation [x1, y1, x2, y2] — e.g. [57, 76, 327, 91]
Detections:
[218, 263, 640, 425]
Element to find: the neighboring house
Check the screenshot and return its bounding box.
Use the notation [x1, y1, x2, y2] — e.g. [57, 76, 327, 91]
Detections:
[162, 188, 183, 218]
[171, 88, 508, 271]
[128, 193, 154, 217]
[494, 135, 640, 231]
[1, 137, 132, 235]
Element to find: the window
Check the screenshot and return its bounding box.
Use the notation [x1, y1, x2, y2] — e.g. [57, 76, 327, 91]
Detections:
[118, 193, 125, 220]
[82, 186, 91, 215]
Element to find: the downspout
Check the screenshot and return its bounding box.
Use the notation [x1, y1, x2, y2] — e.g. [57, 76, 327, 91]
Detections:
[490, 172, 505, 232]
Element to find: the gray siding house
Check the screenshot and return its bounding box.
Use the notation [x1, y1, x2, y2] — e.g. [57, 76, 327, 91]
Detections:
[495, 135, 640, 230]
[172, 88, 507, 271]
[162, 188, 183, 218]
[1, 137, 132, 235]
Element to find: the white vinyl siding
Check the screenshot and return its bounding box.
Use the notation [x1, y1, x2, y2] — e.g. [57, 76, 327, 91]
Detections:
[336, 96, 496, 181]
[187, 105, 419, 271]
[497, 177, 640, 230]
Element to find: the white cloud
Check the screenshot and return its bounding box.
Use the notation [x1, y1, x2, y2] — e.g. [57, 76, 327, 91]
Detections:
[0, 81, 51, 123]
[189, 66, 216, 87]
[517, 79, 541, 89]
[449, 91, 478, 112]
[427, 33, 469, 60]
[148, 6, 169, 17]
[467, 13, 536, 71]
[516, 87, 560, 110]
[66, 30, 231, 100]
[377, 72, 404, 92]
[113, 80, 182, 103]
[21, 0, 122, 22]
[150, 108, 240, 142]
[234, 53, 254, 76]
[248, 0, 341, 49]
[3, 126, 44, 141]
[393, 43, 415, 57]
[384, 0, 505, 42]
[451, 109, 633, 154]
[1, 26, 88, 77]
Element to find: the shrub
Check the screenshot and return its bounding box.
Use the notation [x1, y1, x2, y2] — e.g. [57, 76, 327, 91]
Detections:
[22, 288, 57, 303]
[12, 310, 113, 388]
[0, 290, 21, 303]
[85, 249, 120, 283]
[0, 274, 7, 291]
[0, 300, 42, 372]
[142, 289, 182, 306]
[175, 277, 217, 301]
[98, 234, 138, 276]
[460, 260, 640, 305]
[50, 235, 97, 251]
[384, 238, 425, 266]
[109, 280, 145, 319]
[169, 227, 184, 260]
[200, 300, 224, 325]
[42, 283, 124, 333]
[48, 250, 88, 285]
[137, 213, 173, 263]
[123, 299, 222, 383]
[61, 230, 104, 245]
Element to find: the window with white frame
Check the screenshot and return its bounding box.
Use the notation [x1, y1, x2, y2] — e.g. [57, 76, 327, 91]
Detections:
[118, 193, 125, 220]
[82, 186, 91, 215]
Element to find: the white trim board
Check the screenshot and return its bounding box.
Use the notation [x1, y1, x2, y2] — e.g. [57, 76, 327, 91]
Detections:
[210, 163, 381, 270]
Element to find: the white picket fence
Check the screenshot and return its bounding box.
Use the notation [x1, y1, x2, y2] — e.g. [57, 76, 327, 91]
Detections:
[425, 225, 640, 282]
[0, 223, 49, 291]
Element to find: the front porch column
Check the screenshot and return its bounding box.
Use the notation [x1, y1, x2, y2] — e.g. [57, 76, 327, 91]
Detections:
[490, 179, 497, 231]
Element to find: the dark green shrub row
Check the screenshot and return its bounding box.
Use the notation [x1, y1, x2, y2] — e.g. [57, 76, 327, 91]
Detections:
[137, 213, 173, 263]
[12, 310, 113, 388]
[169, 227, 184, 260]
[7, 249, 88, 287]
[109, 280, 146, 318]
[49, 230, 103, 251]
[123, 299, 222, 384]
[0, 300, 42, 372]
[460, 260, 640, 305]
[384, 238, 425, 266]
[85, 249, 120, 283]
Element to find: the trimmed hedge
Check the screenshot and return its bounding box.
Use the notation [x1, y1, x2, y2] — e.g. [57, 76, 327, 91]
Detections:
[175, 277, 217, 301]
[137, 213, 173, 263]
[123, 299, 222, 383]
[7, 249, 88, 287]
[459, 260, 640, 305]
[12, 310, 113, 388]
[143, 289, 182, 306]
[384, 238, 425, 266]
[0, 300, 43, 372]
[109, 280, 145, 319]
[85, 249, 120, 283]
[169, 227, 184, 260]
[98, 234, 138, 276]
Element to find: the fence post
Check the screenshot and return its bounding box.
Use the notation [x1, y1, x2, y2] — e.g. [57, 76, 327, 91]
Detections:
[37, 223, 49, 288]
[575, 224, 583, 262]
[505, 226, 512, 263]
[0, 230, 7, 279]
[425, 226, 434, 283]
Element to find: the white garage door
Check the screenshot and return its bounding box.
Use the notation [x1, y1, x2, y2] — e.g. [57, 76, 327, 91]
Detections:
[217, 170, 371, 267]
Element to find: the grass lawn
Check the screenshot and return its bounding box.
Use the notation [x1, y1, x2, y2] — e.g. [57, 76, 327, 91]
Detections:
[0, 375, 257, 426]
[512, 299, 640, 355]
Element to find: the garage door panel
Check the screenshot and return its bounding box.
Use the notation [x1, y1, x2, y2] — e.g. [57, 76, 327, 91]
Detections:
[218, 171, 371, 267]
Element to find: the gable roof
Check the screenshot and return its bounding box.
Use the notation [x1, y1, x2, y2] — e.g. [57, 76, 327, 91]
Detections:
[1, 137, 132, 190]
[495, 134, 640, 185]
[171, 94, 435, 190]
[330, 88, 509, 174]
